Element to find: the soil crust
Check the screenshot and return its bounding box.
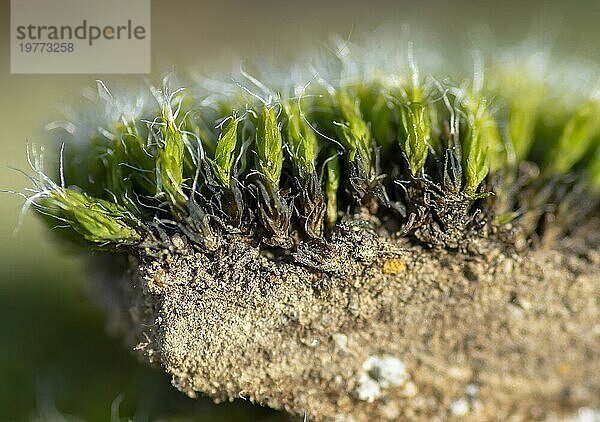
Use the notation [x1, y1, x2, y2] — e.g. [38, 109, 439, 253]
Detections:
[93, 217, 600, 421]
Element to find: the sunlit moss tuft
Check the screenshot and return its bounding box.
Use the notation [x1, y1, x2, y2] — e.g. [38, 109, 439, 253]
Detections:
[18, 42, 600, 251]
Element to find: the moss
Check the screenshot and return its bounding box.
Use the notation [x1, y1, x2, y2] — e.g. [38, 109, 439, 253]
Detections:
[20, 42, 600, 251]
[14, 39, 600, 421]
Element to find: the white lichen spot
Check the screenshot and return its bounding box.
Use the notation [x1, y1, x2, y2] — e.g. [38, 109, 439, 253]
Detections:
[354, 355, 411, 402]
[363, 355, 408, 387]
[354, 373, 381, 402]
[449, 398, 470, 417]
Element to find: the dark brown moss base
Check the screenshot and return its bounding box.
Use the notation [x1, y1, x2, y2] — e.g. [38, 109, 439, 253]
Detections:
[92, 217, 600, 421]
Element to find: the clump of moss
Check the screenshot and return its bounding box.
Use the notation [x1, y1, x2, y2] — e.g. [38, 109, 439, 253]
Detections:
[14, 40, 600, 421]
[21, 42, 600, 253]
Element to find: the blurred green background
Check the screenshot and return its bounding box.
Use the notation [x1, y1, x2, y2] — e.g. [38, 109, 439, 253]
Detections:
[1, 0, 600, 420]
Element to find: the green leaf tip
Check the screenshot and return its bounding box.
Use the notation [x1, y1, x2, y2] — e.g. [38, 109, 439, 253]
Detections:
[460, 92, 498, 196]
[256, 105, 284, 187]
[38, 188, 142, 245]
[396, 84, 431, 176]
[156, 98, 188, 211]
[209, 116, 239, 187]
[334, 88, 372, 165]
[284, 99, 318, 178]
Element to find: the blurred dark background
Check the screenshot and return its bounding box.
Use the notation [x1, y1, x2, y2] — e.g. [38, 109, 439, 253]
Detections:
[1, 0, 600, 420]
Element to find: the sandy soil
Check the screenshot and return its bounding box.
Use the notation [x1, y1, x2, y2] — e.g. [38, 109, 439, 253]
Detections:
[93, 216, 600, 421]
